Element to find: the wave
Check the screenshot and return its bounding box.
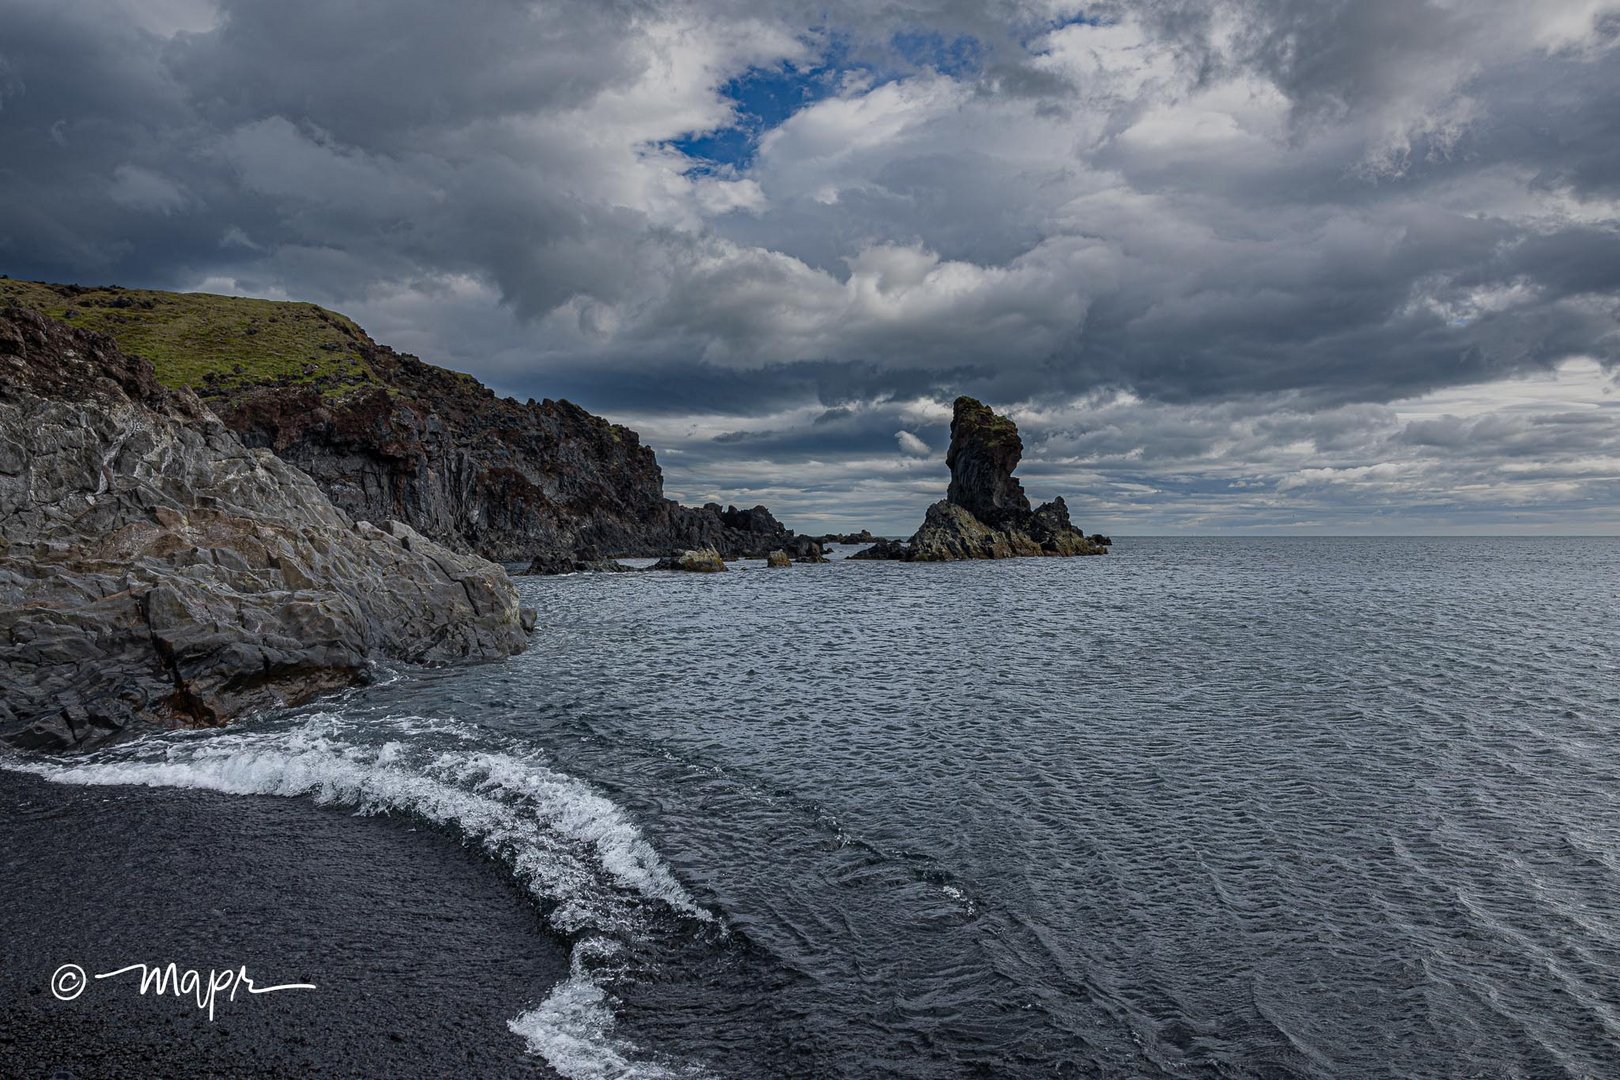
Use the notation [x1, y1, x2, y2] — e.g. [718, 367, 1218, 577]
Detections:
[3, 713, 716, 1079]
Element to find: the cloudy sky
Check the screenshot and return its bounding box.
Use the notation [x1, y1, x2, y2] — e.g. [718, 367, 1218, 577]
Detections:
[3, 0, 1619, 533]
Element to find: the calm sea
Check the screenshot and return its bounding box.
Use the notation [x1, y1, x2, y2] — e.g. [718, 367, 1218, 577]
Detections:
[14, 537, 1620, 1078]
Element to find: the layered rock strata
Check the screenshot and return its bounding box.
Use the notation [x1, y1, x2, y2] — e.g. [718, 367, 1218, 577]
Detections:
[0, 308, 529, 750]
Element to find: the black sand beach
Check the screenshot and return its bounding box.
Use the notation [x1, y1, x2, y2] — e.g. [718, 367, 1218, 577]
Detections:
[0, 767, 566, 1079]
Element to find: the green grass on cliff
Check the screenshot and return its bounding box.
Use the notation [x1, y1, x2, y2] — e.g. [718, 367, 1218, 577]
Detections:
[0, 278, 386, 399]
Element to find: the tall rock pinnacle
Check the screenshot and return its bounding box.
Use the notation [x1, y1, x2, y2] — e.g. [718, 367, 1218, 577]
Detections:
[853, 396, 1109, 562]
[945, 395, 1031, 524]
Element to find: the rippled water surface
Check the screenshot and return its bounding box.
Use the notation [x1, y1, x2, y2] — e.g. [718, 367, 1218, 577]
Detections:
[19, 538, 1620, 1077]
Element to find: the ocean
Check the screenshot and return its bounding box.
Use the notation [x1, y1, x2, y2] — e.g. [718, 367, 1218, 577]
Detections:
[5, 537, 1619, 1078]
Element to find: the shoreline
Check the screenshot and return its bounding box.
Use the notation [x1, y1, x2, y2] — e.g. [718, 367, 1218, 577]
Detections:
[0, 766, 566, 1079]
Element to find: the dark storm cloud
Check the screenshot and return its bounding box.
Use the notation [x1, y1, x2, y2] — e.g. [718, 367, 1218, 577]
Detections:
[1, 0, 1617, 530]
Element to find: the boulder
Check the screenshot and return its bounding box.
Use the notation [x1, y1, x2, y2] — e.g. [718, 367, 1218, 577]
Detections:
[766, 549, 791, 567]
[0, 307, 528, 751]
[647, 547, 727, 573]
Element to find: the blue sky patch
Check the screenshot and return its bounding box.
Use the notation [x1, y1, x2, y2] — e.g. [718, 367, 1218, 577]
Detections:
[670, 57, 848, 172]
[668, 30, 987, 173]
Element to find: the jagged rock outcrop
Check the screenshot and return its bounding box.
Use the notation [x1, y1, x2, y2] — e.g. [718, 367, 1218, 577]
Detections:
[0, 307, 529, 750]
[853, 397, 1109, 562]
[659, 503, 825, 561]
[648, 548, 727, 573]
[521, 545, 631, 575]
[817, 530, 879, 545]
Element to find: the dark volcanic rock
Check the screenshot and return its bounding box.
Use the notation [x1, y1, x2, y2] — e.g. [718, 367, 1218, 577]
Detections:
[661, 503, 825, 561]
[946, 396, 1030, 525]
[521, 545, 631, 575]
[852, 396, 1108, 562]
[0, 307, 528, 751]
[648, 547, 727, 573]
[211, 336, 820, 563]
[816, 529, 879, 545]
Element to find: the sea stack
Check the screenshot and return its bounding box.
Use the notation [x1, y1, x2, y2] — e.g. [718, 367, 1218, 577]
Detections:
[853, 396, 1109, 561]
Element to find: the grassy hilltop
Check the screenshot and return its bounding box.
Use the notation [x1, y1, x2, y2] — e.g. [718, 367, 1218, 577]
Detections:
[0, 278, 388, 399]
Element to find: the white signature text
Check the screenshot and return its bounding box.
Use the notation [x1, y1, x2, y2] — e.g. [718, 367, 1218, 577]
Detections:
[51, 962, 317, 1020]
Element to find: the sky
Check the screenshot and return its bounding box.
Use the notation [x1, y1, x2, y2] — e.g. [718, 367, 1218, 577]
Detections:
[2, 0, 1618, 534]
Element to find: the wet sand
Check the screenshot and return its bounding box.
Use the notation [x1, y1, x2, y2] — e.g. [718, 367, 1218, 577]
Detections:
[0, 767, 566, 1079]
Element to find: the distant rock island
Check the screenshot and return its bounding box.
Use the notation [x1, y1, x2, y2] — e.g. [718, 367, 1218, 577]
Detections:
[854, 397, 1109, 561]
[0, 279, 824, 567]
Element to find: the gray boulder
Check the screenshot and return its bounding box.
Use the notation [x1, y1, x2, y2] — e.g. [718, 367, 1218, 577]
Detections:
[647, 547, 727, 572]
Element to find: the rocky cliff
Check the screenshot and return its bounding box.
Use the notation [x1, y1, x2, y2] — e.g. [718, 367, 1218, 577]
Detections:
[0, 307, 529, 750]
[0, 279, 819, 563]
[853, 396, 1109, 561]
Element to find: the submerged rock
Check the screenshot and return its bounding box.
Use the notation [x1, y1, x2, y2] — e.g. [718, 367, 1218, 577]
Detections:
[0, 307, 528, 751]
[648, 548, 727, 573]
[852, 397, 1108, 562]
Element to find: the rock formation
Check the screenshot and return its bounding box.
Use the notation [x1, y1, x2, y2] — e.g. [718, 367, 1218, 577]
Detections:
[659, 503, 825, 561]
[521, 546, 632, 575]
[816, 529, 879, 545]
[0, 280, 824, 566]
[648, 548, 727, 572]
[853, 397, 1109, 561]
[0, 307, 529, 750]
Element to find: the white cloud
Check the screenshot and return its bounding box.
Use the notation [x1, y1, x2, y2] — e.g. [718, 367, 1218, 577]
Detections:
[896, 430, 931, 455]
[7, 0, 1620, 530]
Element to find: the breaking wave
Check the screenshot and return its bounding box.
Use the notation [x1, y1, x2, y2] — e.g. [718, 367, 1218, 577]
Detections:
[4, 712, 716, 1079]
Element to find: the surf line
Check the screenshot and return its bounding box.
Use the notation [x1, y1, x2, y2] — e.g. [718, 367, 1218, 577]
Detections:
[51, 961, 317, 1021]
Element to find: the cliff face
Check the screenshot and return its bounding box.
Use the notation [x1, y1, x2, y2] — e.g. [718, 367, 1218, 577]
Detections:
[0, 307, 529, 750]
[218, 352, 823, 562]
[215, 349, 674, 561]
[0, 279, 816, 563]
[854, 396, 1109, 561]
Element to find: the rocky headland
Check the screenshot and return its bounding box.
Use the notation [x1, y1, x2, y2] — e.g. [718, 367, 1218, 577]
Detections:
[853, 396, 1109, 561]
[0, 306, 529, 751]
[0, 279, 822, 566]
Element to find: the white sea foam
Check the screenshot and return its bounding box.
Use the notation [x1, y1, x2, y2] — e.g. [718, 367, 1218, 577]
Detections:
[3, 714, 714, 1079]
[509, 940, 700, 1080]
